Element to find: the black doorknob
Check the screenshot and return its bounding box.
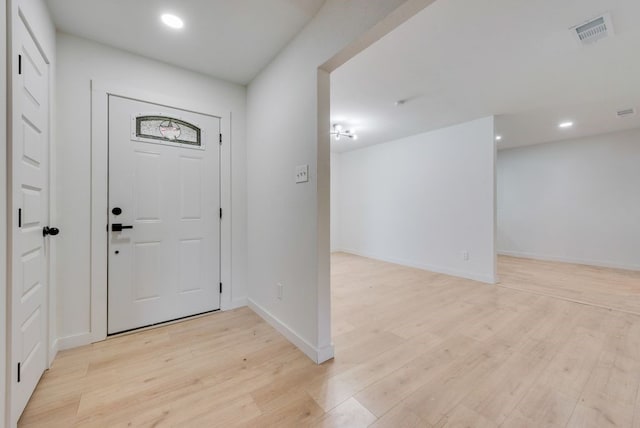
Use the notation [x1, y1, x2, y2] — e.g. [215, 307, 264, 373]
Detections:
[43, 227, 60, 237]
[112, 207, 123, 216]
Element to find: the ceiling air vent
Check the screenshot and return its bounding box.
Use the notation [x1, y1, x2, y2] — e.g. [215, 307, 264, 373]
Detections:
[571, 13, 613, 45]
[617, 108, 635, 118]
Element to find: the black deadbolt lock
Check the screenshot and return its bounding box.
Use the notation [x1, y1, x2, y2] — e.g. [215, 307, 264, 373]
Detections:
[112, 207, 123, 216]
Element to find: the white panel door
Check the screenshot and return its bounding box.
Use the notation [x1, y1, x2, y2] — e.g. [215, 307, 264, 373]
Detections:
[108, 96, 221, 334]
[10, 16, 51, 424]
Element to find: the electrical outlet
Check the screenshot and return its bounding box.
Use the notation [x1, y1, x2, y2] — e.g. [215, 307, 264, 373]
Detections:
[462, 251, 469, 261]
[277, 283, 283, 300]
[295, 165, 309, 183]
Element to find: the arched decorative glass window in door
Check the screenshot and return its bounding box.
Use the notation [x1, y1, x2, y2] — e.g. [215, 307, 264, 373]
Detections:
[134, 115, 202, 147]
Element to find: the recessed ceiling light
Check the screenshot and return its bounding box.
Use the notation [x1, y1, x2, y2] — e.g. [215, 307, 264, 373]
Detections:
[495, 135, 502, 141]
[558, 121, 574, 129]
[161, 13, 184, 29]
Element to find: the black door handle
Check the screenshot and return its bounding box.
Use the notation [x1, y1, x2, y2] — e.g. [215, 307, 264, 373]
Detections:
[43, 227, 60, 237]
[111, 224, 134, 232]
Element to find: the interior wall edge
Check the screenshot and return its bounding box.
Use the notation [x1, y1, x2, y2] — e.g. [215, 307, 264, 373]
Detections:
[246, 0, 414, 365]
[320, 0, 437, 72]
[316, 68, 332, 356]
[247, 299, 334, 364]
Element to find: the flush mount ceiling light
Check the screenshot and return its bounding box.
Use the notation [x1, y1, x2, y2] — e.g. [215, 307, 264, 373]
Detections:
[495, 135, 503, 141]
[331, 124, 358, 141]
[558, 121, 574, 129]
[161, 13, 184, 29]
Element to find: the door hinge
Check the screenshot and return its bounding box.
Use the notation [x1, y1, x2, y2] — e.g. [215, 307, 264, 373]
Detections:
[17, 363, 21, 383]
[18, 208, 22, 228]
[18, 54, 22, 75]
[219, 282, 222, 294]
[219, 134, 222, 145]
[219, 208, 222, 219]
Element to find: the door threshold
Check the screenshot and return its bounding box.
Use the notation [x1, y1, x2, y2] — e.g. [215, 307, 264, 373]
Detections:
[107, 309, 221, 338]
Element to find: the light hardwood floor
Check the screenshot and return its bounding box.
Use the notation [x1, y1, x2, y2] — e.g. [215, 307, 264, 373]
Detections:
[499, 255, 640, 315]
[20, 253, 640, 427]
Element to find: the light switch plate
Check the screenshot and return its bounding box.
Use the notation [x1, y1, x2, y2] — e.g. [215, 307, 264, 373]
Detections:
[295, 164, 309, 183]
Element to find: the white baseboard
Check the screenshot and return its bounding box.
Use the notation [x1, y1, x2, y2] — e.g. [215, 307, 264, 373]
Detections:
[248, 299, 334, 364]
[56, 333, 95, 351]
[338, 248, 497, 284]
[316, 344, 336, 364]
[498, 250, 640, 272]
[223, 297, 248, 311]
[49, 340, 59, 367]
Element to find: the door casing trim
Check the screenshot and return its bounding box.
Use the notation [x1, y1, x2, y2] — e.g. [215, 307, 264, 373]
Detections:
[84, 80, 233, 346]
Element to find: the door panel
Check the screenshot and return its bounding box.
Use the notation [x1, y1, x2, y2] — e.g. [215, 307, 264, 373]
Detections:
[179, 239, 203, 293]
[134, 151, 161, 220]
[107, 96, 221, 334]
[133, 242, 162, 300]
[180, 156, 203, 219]
[10, 16, 50, 424]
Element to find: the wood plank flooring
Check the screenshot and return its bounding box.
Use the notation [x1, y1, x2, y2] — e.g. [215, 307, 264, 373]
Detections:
[19, 253, 640, 427]
[499, 256, 640, 315]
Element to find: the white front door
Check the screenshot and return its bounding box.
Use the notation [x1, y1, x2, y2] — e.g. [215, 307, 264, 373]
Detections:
[107, 96, 221, 334]
[10, 15, 51, 425]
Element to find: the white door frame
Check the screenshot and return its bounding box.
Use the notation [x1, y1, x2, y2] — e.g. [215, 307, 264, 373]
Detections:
[88, 80, 233, 344]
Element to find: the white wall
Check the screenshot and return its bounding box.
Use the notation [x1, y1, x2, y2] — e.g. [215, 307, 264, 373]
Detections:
[498, 128, 640, 271]
[333, 118, 497, 283]
[55, 33, 248, 344]
[246, 0, 414, 363]
[330, 152, 341, 251]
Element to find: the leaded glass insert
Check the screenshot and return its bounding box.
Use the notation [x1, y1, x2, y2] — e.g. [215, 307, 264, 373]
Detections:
[135, 116, 201, 146]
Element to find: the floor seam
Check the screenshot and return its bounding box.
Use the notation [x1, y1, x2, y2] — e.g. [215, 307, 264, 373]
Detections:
[496, 283, 640, 317]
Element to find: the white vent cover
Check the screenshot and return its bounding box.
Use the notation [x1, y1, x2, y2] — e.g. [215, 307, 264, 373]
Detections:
[617, 108, 636, 118]
[571, 13, 614, 45]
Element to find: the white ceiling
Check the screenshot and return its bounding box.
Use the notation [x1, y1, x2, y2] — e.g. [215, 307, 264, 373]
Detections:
[331, 0, 640, 152]
[45, 0, 326, 85]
